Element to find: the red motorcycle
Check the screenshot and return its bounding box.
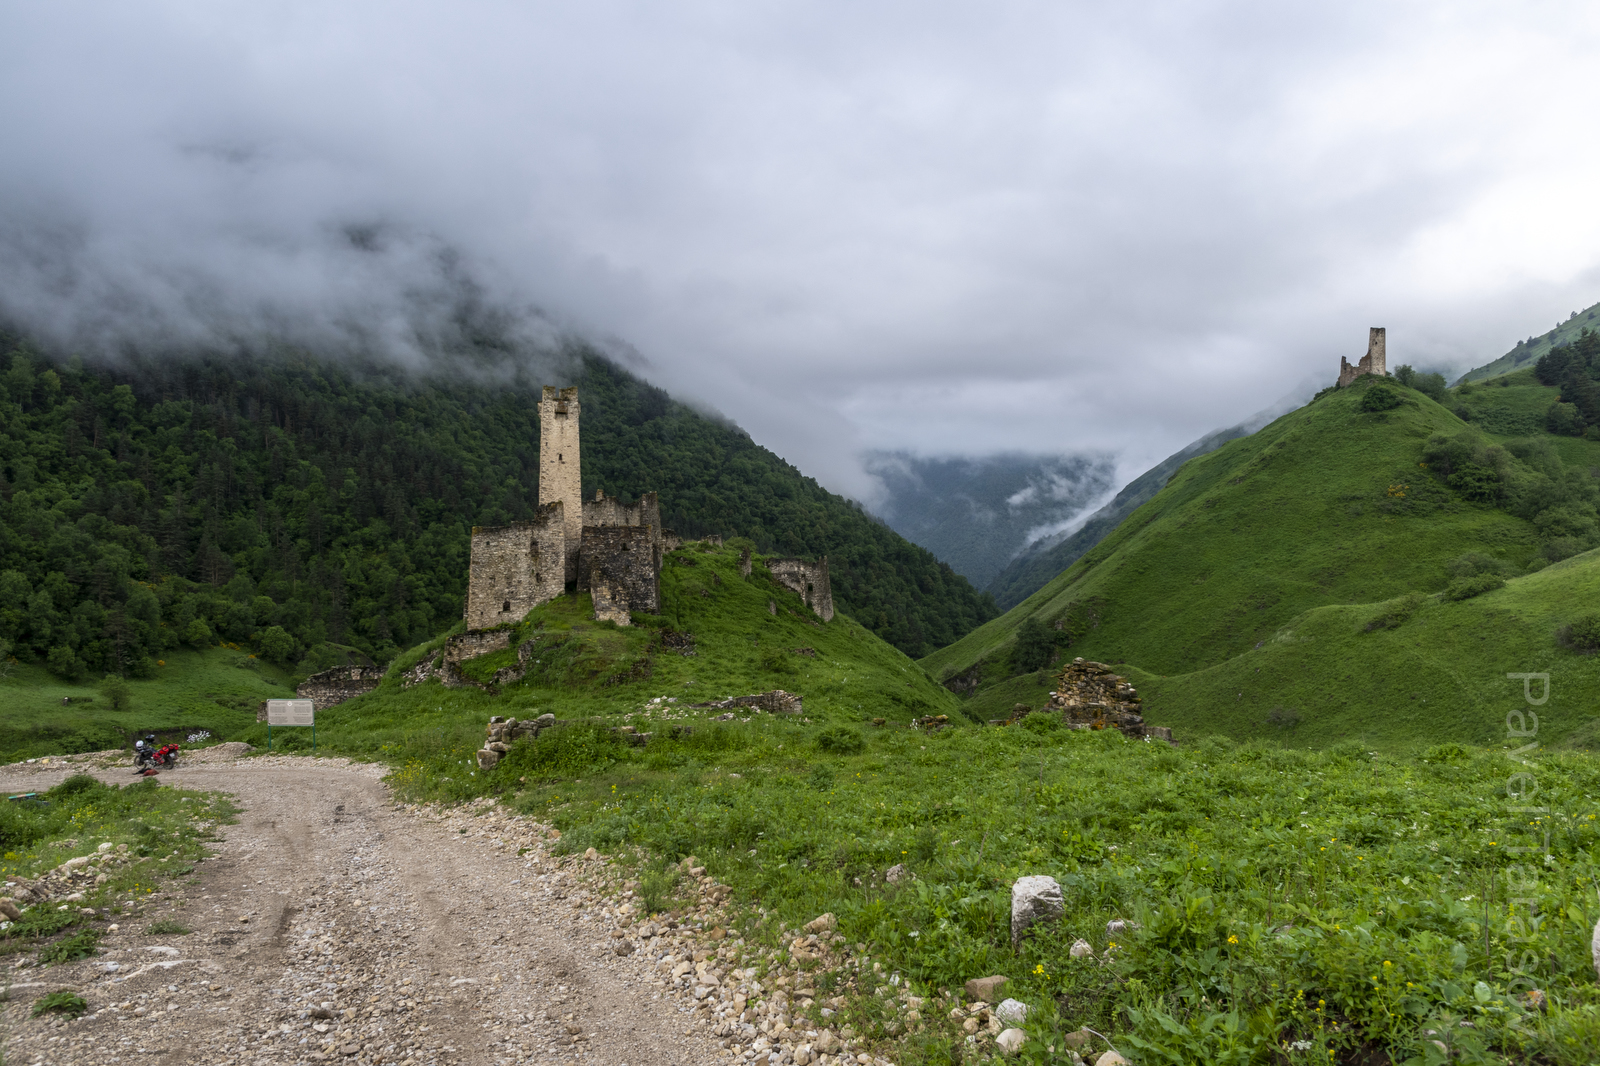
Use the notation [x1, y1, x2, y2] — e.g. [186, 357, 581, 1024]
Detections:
[133, 737, 181, 774]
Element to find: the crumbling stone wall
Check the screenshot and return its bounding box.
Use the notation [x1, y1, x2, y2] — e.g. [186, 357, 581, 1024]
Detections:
[690, 689, 803, 715]
[464, 503, 565, 631]
[295, 666, 385, 710]
[539, 385, 583, 583]
[768, 557, 834, 622]
[1338, 327, 1388, 388]
[582, 489, 662, 544]
[579, 524, 661, 624]
[1047, 658, 1172, 742]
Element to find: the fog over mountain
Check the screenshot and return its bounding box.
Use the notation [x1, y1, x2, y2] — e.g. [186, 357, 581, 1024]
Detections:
[864, 452, 1118, 588]
[5, 3, 1600, 505]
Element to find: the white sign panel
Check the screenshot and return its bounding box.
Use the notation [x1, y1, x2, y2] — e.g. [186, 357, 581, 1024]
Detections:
[266, 699, 315, 726]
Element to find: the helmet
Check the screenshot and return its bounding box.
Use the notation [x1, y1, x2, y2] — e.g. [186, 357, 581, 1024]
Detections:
[145, 734, 156, 742]
[134, 740, 145, 750]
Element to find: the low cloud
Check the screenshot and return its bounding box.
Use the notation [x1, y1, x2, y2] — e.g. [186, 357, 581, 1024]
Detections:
[5, 3, 1600, 501]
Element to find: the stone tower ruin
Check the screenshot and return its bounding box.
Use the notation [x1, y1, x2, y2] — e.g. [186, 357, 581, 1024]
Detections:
[538, 386, 583, 583]
[464, 385, 669, 631]
[1338, 327, 1387, 387]
[768, 557, 834, 622]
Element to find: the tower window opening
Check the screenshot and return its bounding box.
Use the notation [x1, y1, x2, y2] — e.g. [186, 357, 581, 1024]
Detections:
[503, 600, 511, 612]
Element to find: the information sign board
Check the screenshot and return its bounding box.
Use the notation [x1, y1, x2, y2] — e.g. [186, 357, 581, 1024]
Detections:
[266, 700, 315, 726]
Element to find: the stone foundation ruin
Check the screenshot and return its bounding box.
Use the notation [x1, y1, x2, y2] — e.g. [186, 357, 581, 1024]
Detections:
[293, 666, 384, 711]
[1045, 658, 1173, 743]
[1337, 327, 1388, 388]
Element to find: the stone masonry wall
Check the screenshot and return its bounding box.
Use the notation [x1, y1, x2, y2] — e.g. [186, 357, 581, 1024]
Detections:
[581, 489, 662, 544]
[295, 666, 385, 711]
[539, 385, 582, 583]
[580, 524, 661, 624]
[1338, 326, 1388, 388]
[464, 503, 565, 631]
[1046, 657, 1172, 743]
[768, 557, 834, 622]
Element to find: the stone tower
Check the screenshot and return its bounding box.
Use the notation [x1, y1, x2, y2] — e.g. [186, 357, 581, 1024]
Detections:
[539, 386, 582, 583]
[1338, 327, 1387, 387]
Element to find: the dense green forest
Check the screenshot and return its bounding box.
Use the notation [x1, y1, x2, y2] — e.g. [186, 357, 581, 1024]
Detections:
[0, 334, 995, 680]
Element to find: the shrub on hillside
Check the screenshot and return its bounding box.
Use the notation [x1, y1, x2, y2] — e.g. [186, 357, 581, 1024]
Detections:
[1445, 553, 1519, 580]
[99, 674, 132, 711]
[1419, 742, 1470, 764]
[1394, 364, 1448, 402]
[1363, 592, 1425, 631]
[1557, 613, 1600, 653]
[1358, 383, 1406, 411]
[1543, 537, 1586, 563]
[815, 727, 865, 755]
[1546, 401, 1585, 436]
[46, 644, 83, 681]
[254, 625, 299, 667]
[1444, 573, 1505, 600]
[1009, 617, 1059, 675]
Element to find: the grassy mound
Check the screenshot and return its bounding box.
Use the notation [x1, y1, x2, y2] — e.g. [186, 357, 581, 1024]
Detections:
[232, 542, 962, 775]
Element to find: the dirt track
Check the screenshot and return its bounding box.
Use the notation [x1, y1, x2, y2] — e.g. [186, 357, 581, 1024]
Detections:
[0, 753, 729, 1066]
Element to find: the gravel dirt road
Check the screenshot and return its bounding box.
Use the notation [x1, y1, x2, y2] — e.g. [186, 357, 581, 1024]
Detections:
[0, 752, 730, 1066]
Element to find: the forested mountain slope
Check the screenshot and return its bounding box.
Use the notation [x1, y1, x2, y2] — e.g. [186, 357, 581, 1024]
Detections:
[0, 334, 995, 684]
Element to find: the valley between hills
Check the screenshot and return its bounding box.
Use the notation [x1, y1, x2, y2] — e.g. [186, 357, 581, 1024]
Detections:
[4, 329, 1600, 1064]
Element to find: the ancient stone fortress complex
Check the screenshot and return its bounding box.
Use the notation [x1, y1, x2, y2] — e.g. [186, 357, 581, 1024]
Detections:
[1338, 327, 1388, 388]
[462, 385, 833, 632]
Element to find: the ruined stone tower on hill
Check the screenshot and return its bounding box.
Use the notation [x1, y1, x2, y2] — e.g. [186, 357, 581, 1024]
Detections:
[1338, 327, 1387, 387]
[465, 385, 667, 630]
[538, 386, 583, 583]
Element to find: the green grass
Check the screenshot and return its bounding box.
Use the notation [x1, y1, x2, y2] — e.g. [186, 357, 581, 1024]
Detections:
[1129, 548, 1600, 751]
[920, 375, 1600, 753]
[0, 643, 293, 761]
[30, 990, 88, 1019]
[373, 707, 1600, 1064]
[0, 773, 235, 969]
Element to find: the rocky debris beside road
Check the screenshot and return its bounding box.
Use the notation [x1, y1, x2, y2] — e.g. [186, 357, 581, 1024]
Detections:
[5, 841, 135, 908]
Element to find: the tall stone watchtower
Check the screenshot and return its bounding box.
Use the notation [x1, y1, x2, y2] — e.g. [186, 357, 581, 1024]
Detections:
[539, 386, 582, 583]
[1338, 327, 1387, 387]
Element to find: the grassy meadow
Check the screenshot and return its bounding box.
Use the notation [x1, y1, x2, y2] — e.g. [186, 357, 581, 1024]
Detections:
[0, 643, 295, 761]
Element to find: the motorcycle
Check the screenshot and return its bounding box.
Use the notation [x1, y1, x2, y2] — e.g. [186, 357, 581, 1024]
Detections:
[132, 738, 181, 774]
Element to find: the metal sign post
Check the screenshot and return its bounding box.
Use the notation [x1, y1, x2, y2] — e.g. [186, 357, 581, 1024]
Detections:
[264, 700, 316, 752]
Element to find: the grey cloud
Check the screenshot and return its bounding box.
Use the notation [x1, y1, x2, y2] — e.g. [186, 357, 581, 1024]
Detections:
[4, 2, 1600, 502]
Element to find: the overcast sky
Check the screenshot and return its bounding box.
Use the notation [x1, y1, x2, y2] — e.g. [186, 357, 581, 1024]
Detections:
[5, 2, 1600, 502]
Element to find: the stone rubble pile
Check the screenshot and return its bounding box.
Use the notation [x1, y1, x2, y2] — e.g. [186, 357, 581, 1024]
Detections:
[3, 841, 133, 910]
[690, 690, 804, 716]
[475, 714, 559, 769]
[1047, 658, 1173, 743]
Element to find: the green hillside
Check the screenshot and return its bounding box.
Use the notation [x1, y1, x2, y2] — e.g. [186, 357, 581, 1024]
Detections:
[922, 371, 1600, 749]
[985, 421, 1256, 610]
[230, 540, 960, 764]
[1456, 297, 1600, 384]
[0, 333, 995, 714]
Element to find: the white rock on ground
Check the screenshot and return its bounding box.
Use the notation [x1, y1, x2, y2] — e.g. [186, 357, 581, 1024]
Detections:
[996, 1027, 1027, 1054]
[995, 998, 1028, 1024]
[1010, 875, 1064, 948]
[1069, 938, 1095, 958]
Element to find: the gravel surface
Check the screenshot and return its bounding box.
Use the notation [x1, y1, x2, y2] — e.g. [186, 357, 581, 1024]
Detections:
[0, 753, 746, 1066]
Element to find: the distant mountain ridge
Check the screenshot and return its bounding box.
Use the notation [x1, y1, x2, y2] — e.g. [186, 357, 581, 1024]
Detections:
[864, 452, 1115, 589]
